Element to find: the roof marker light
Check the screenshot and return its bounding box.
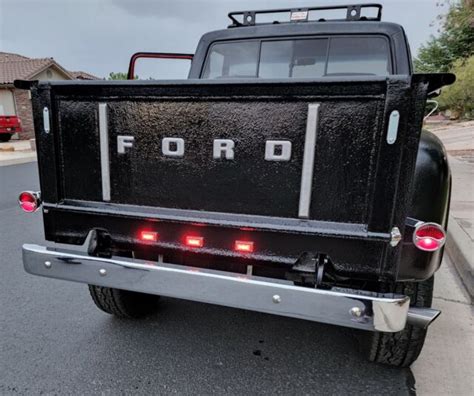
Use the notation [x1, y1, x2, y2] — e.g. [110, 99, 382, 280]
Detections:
[235, 240, 254, 253]
[413, 222, 446, 252]
[290, 10, 309, 21]
[186, 236, 204, 248]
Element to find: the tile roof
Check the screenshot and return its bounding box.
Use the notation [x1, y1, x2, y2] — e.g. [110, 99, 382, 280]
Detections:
[0, 52, 99, 84]
[69, 70, 100, 80]
[0, 52, 30, 62]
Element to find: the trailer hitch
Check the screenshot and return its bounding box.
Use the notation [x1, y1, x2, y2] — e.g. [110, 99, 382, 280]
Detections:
[87, 229, 113, 258]
[286, 252, 328, 288]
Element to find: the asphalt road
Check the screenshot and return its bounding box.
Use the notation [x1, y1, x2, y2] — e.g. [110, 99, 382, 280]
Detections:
[0, 163, 415, 395]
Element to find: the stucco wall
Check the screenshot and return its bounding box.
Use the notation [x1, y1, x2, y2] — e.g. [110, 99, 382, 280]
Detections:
[34, 67, 69, 81]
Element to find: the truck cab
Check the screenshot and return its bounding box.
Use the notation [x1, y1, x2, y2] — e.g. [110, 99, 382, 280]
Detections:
[0, 115, 22, 142]
[17, 4, 455, 367]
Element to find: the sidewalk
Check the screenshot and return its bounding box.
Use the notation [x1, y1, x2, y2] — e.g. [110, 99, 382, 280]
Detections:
[413, 253, 473, 396]
[427, 120, 474, 155]
[429, 121, 474, 298]
[0, 139, 37, 167]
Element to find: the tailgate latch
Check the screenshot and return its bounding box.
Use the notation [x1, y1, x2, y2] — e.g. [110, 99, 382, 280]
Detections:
[390, 227, 402, 247]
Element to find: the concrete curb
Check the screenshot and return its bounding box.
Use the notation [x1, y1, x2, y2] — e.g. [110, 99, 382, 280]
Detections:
[446, 215, 474, 299]
[0, 154, 37, 167]
[447, 149, 474, 156]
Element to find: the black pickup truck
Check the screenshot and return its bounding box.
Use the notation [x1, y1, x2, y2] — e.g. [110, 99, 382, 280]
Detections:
[16, 4, 455, 367]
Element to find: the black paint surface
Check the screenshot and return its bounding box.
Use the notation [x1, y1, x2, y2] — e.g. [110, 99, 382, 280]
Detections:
[56, 88, 385, 224]
[30, 77, 428, 280]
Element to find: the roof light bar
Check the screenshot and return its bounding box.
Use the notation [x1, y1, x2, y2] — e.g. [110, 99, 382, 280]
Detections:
[228, 3, 382, 28]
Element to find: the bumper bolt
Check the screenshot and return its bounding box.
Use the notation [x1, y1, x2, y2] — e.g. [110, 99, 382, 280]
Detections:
[99, 268, 107, 276]
[350, 307, 363, 318]
[44, 261, 51, 269]
[272, 294, 281, 304]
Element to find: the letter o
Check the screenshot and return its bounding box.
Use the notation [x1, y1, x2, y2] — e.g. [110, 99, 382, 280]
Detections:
[162, 137, 185, 157]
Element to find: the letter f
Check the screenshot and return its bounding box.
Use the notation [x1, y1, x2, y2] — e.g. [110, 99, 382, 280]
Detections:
[117, 136, 135, 154]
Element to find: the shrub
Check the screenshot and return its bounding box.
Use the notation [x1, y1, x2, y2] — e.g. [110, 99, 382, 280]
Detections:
[437, 56, 474, 119]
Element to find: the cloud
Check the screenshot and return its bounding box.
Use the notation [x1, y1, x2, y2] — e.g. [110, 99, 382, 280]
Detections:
[0, 0, 442, 78]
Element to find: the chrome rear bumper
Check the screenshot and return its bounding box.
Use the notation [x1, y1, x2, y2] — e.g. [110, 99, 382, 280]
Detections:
[22, 244, 439, 332]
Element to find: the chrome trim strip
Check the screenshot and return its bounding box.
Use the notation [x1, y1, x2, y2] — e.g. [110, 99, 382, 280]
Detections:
[43, 107, 50, 134]
[298, 103, 319, 218]
[98, 103, 111, 201]
[22, 243, 412, 332]
[386, 110, 400, 144]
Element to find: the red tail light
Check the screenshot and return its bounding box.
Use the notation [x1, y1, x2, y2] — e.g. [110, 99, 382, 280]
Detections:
[234, 240, 254, 253]
[18, 191, 41, 213]
[185, 235, 204, 248]
[413, 222, 446, 252]
[140, 231, 158, 242]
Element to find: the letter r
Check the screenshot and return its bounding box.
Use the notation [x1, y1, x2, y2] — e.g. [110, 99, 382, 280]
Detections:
[213, 139, 235, 160]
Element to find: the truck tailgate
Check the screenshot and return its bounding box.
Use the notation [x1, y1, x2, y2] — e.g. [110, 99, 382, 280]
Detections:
[28, 77, 429, 279]
[63, 98, 380, 222]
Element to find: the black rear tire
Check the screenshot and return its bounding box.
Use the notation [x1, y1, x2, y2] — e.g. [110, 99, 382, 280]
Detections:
[88, 285, 160, 318]
[361, 276, 434, 367]
[0, 133, 12, 142]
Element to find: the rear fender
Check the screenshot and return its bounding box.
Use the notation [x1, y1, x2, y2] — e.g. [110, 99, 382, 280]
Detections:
[398, 130, 451, 281]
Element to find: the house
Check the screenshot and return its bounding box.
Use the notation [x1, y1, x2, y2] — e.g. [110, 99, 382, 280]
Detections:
[0, 52, 99, 140]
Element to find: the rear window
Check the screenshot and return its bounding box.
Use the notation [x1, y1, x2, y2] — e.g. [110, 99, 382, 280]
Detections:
[201, 36, 391, 79]
[259, 39, 328, 78]
[204, 41, 259, 79]
[326, 37, 389, 76]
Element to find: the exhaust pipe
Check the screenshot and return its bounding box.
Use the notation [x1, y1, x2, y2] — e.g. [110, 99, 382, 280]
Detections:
[407, 307, 441, 329]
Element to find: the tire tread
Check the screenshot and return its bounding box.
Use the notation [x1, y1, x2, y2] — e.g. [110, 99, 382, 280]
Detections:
[88, 285, 159, 318]
[366, 277, 434, 367]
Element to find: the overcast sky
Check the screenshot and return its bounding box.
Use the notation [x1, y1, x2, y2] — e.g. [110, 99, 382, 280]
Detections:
[0, 0, 447, 79]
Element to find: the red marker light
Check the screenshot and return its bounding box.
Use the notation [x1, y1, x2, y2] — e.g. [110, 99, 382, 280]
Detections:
[140, 231, 158, 242]
[185, 236, 204, 248]
[413, 222, 446, 252]
[18, 191, 41, 213]
[235, 240, 254, 253]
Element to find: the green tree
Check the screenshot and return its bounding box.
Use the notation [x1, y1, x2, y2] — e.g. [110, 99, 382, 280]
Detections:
[108, 72, 137, 80]
[414, 1, 474, 72]
[438, 55, 474, 118]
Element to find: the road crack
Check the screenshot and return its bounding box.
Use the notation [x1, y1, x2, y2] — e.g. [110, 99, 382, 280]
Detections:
[433, 295, 472, 305]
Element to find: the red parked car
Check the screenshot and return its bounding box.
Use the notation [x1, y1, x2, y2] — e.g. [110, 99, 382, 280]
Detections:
[0, 115, 22, 142]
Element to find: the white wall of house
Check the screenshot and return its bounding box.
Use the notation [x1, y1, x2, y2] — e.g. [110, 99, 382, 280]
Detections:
[34, 67, 69, 81]
[0, 89, 16, 115]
